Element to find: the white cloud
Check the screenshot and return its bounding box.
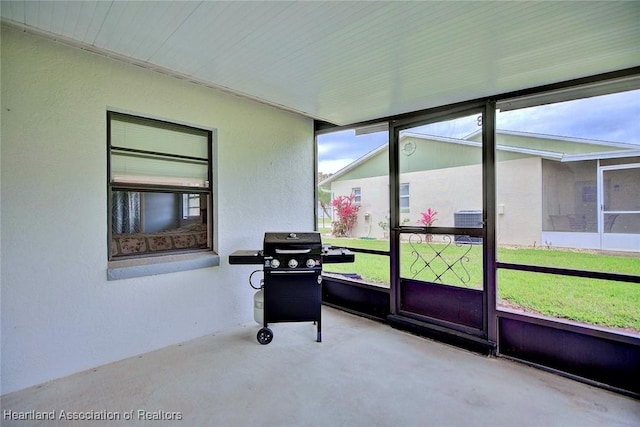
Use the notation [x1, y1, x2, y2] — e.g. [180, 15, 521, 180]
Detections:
[317, 89, 640, 175]
[318, 159, 355, 175]
[497, 89, 640, 144]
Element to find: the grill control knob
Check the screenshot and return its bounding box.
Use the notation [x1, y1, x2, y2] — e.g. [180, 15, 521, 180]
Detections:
[306, 259, 316, 268]
[288, 258, 298, 268]
[271, 259, 280, 269]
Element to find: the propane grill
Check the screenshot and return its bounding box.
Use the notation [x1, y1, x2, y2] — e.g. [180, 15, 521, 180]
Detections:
[229, 232, 354, 344]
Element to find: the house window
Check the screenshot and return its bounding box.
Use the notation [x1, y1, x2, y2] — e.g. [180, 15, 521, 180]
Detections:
[108, 111, 213, 260]
[352, 187, 361, 205]
[400, 183, 410, 213]
[183, 193, 202, 219]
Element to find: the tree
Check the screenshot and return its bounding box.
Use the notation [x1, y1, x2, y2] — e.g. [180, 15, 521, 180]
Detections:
[317, 173, 333, 222]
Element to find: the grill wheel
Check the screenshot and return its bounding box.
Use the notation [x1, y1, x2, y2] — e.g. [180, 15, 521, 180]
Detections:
[257, 327, 274, 345]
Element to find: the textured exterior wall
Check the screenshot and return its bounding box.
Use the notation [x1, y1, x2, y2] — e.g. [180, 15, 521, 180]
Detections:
[0, 26, 313, 393]
[331, 157, 541, 245]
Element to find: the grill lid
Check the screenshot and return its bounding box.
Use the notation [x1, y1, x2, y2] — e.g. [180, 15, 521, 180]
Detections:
[263, 232, 322, 254]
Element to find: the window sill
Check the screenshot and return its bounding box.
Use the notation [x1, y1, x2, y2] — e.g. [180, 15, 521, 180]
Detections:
[107, 251, 219, 281]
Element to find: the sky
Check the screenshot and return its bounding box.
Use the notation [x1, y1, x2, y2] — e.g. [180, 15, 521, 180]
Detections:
[318, 89, 640, 175]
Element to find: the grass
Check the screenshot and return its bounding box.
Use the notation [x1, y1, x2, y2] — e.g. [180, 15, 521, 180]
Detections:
[498, 270, 640, 331]
[322, 236, 640, 333]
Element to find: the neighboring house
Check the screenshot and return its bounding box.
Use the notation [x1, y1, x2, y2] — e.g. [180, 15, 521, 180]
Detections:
[320, 130, 640, 251]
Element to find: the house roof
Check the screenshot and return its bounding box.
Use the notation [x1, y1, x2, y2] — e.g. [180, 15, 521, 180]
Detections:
[464, 129, 640, 150]
[2, 1, 639, 126]
[319, 131, 639, 186]
[563, 149, 640, 162]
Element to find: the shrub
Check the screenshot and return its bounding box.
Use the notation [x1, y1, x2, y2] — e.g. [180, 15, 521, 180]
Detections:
[418, 208, 438, 226]
[332, 194, 360, 237]
[418, 208, 438, 242]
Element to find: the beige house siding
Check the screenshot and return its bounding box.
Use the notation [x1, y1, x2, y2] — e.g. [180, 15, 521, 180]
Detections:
[405, 164, 483, 229]
[496, 157, 542, 246]
[330, 157, 542, 245]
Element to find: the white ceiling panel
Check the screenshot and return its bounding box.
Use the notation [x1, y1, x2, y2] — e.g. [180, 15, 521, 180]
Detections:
[70, 1, 111, 42]
[150, 2, 298, 76]
[1, 1, 639, 125]
[93, 1, 199, 60]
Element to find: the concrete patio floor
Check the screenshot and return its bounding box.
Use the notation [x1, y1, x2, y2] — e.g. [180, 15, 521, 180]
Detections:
[2, 306, 639, 426]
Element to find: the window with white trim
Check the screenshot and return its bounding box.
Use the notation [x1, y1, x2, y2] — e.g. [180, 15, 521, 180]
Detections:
[108, 112, 213, 260]
[182, 193, 202, 220]
[400, 183, 410, 213]
[352, 187, 362, 205]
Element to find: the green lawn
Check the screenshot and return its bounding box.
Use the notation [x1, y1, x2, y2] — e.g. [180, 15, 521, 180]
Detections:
[322, 236, 640, 333]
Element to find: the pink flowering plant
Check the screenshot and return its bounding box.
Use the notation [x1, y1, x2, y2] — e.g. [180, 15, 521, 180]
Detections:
[418, 208, 438, 227]
[331, 194, 360, 237]
[417, 208, 438, 242]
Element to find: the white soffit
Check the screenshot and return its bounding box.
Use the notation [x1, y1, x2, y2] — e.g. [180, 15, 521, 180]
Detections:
[1, 1, 639, 126]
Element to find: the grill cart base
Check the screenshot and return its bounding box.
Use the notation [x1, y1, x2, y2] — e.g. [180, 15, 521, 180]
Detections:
[263, 267, 322, 343]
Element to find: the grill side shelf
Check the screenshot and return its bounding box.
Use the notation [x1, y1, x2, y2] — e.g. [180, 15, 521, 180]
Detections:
[229, 250, 264, 265]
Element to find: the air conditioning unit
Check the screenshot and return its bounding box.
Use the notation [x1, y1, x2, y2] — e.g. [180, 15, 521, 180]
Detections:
[454, 210, 482, 244]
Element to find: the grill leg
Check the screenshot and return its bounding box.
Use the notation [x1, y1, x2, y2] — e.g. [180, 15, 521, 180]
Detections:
[316, 316, 321, 342]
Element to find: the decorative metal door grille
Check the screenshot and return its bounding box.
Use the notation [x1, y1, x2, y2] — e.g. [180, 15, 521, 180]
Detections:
[407, 233, 480, 287]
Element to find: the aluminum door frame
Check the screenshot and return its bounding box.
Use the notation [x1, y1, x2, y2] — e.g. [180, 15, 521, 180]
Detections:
[388, 101, 497, 345]
[598, 162, 640, 251]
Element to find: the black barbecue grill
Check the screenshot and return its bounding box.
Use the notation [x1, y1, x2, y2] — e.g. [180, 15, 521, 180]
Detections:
[229, 232, 354, 344]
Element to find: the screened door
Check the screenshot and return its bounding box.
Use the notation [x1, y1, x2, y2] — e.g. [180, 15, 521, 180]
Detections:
[390, 107, 492, 338]
[600, 164, 640, 251]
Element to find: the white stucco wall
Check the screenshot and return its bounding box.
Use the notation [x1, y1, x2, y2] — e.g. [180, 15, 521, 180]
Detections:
[0, 26, 314, 394]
